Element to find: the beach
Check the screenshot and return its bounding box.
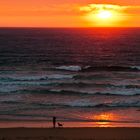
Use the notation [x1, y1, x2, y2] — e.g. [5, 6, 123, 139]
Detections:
[0, 127, 140, 140]
[0, 28, 140, 139]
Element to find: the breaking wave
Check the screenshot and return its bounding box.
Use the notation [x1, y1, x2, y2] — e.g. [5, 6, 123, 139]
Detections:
[62, 101, 140, 108]
[0, 74, 74, 82]
[55, 65, 140, 72]
[4, 89, 140, 96]
[55, 65, 82, 71]
[16, 100, 140, 108]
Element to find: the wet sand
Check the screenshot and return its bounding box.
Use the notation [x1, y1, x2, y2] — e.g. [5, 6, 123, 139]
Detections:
[0, 127, 140, 140]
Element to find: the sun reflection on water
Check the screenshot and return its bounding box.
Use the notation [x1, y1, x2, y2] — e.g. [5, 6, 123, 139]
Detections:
[92, 113, 118, 127]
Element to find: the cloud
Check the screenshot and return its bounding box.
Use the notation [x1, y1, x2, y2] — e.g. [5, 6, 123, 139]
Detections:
[79, 4, 140, 15]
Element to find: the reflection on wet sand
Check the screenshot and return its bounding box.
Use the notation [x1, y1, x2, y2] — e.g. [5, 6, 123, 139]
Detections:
[92, 112, 119, 127]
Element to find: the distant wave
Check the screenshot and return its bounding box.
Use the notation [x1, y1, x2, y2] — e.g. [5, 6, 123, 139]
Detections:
[2, 100, 139, 108]
[6, 89, 140, 96]
[19, 100, 140, 108]
[0, 74, 74, 82]
[82, 66, 140, 72]
[49, 89, 140, 96]
[1, 77, 140, 91]
[58, 82, 140, 89]
[131, 66, 140, 70]
[64, 101, 140, 108]
[55, 65, 82, 71]
[55, 65, 140, 72]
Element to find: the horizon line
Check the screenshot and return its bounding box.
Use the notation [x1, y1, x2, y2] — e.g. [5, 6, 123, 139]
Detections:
[0, 26, 140, 28]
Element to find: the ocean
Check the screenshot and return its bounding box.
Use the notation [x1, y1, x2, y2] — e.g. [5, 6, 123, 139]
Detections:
[0, 28, 140, 127]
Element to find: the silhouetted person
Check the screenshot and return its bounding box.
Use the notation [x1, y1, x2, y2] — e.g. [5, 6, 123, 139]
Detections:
[53, 117, 56, 128]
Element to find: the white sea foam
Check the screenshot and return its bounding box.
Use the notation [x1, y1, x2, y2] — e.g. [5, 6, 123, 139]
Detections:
[56, 65, 82, 71]
[2, 74, 74, 81]
[47, 74, 74, 79]
[131, 66, 140, 70]
[13, 76, 44, 81]
[0, 85, 23, 93]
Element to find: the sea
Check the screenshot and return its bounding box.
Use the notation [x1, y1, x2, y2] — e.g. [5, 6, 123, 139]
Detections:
[0, 27, 140, 127]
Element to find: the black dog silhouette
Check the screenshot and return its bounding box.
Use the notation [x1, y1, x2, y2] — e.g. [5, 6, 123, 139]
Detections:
[57, 122, 63, 127]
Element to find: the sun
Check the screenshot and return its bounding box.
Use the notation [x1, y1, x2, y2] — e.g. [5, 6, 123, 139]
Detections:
[81, 4, 125, 27]
[97, 10, 112, 19]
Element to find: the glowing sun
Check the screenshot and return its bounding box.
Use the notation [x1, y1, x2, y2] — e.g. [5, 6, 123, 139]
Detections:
[80, 4, 125, 26]
[97, 10, 112, 19]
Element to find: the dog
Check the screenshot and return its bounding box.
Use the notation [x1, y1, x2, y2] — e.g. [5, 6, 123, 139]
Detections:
[57, 122, 63, 127]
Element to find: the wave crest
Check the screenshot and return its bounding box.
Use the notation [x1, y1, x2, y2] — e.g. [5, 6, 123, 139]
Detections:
[0, 74, 74, 82]
[55, 65, 82, 71]
[55, 65, 140, 72]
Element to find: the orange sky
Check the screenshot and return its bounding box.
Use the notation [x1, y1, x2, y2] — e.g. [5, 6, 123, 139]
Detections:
[0, 0, 140, 27]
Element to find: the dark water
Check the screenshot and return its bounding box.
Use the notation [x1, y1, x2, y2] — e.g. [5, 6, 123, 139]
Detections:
[0, 28, 140, 127]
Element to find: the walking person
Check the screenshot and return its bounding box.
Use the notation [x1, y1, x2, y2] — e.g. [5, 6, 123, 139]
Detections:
[53, 117, 56, 128]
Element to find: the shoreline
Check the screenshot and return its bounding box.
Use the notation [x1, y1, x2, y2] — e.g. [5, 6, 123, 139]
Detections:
[0, 127, 140, 140]
[0, 121, 140, 128]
